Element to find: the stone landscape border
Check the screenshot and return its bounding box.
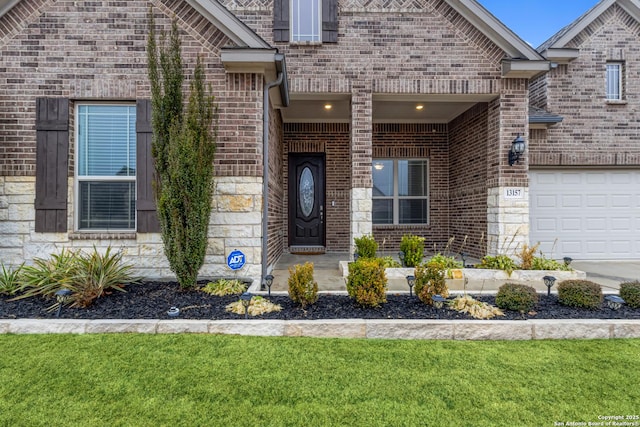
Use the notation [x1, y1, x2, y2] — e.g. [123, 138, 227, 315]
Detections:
[2, 319, 639, 340]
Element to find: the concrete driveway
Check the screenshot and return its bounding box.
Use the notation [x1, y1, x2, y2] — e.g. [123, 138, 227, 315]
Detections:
[570, 260, 640, 291]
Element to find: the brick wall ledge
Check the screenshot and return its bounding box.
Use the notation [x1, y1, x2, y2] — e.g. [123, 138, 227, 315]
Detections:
[1, 319, 639, 340]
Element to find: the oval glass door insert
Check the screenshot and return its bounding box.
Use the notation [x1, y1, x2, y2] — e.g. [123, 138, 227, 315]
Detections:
[300, 167, 315, 217]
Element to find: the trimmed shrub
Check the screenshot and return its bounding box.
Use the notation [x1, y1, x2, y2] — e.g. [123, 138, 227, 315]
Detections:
[354, 235, 378, 259]
[619, 281, 640, 309]
[496, 283, 539, 312]
[557, 280, 603, 310]
[414, 261, 448, 305]
[399, 235, 425, 267]
[346, 258, 387, 307]
[379, 256, 401, 268]
[287, 262, 318, 308]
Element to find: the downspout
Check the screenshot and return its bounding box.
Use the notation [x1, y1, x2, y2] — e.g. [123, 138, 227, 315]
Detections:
[261, 53, 285, 283]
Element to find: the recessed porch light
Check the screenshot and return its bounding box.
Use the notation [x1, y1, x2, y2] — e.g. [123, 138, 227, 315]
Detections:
[324, 104, 333, 110]
[415, 104, 424, 111]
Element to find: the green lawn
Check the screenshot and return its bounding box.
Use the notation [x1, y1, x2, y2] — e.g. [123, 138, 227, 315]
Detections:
[0, 335, 638, 426]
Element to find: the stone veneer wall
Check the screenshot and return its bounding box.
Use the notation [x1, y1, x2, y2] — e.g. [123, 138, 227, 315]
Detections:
[0, 176, 264, 280]
[0, 0, 269, 283]
[371, 124, 449, 252]
[529, 3, 640, 167]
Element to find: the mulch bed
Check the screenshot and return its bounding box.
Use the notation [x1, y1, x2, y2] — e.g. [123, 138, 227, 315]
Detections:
[1, 282, 639, 321]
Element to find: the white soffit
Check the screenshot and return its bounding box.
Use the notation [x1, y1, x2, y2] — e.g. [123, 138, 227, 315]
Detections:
[185, 0, 271, 48]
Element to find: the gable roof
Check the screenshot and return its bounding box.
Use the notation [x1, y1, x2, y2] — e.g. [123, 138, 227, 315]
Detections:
[0, 0, 270, 48]
[538, 0, 640, 60]
[446, 0, 549, 77]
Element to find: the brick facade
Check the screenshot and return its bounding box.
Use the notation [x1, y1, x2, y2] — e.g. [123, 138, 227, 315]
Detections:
[1, 0, 556, 280]
[530, 3, 640, 167]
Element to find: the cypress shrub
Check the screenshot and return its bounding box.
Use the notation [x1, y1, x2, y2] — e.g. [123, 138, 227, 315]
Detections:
[287, 262, 318, 308]
[346, 258, 387, 307]
[147, 13, 217, 288]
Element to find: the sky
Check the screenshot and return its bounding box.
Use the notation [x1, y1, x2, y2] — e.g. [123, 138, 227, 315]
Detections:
[477, 0, 600, 47]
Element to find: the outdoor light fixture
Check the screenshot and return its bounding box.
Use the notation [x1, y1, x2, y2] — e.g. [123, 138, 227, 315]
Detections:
[415, 104, 424, 111]
[432, 294, 446, 309]
[398, 251, 405, 267]
[264, 274, 274, 297]
[353, 252, 359, 261]
[543, 275, 557, 297]
[54, 288, 72, 318]
[460, 252, 467, 267]
[324, 103, 332, 110]
[373, 162, 384, 171]
[406, 275, 416, 297]
[605, 295, 625, 311]
[563, 257, 573, 267]
[240, 292, 252, 319]
[167, 307, 180, 317]
[508, 134, 526, 166]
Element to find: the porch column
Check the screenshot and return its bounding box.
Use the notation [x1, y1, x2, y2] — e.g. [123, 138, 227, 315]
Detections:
[350, 82, 373, 252]
[486, 80, 530, 256]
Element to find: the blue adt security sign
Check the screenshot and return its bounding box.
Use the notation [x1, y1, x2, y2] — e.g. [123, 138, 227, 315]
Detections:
[227, 250, 246, 271]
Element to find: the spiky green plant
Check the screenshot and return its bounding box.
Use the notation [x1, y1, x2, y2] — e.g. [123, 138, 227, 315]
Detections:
[0, 263, 23, 296]
[147, 12, 218, 288]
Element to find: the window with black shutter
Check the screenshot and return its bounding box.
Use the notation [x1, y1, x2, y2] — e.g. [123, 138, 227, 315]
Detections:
[35, 98, 69, 233]
[274, 0, 337, 43]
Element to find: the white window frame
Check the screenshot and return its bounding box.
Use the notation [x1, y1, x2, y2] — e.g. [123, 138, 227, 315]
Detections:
[74, 102, 137, 232]
[372, 158, 430, 225]
[290, 0, 321, 42]
[606, 62, 623, 101]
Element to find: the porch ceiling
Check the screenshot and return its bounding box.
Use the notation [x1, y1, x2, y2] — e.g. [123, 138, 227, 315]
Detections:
[280, 93, 498, 124]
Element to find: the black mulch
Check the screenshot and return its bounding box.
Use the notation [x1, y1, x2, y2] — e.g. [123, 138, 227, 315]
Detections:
[1, 281, 639, 321]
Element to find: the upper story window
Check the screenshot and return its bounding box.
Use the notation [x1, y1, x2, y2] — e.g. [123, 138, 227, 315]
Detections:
[76, 104, 136, 231]
[606, 62, 623, 101]
[274, 0, 338, 43]
[291, 0, 321, 42]
[372, 159, 429, 225]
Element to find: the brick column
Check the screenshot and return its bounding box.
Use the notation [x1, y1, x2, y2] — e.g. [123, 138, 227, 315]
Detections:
[486, 80, 530, 256]
[350, 82, 373, 252]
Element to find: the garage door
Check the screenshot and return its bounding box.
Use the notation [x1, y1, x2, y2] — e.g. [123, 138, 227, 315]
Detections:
[529, 170, 640, 260]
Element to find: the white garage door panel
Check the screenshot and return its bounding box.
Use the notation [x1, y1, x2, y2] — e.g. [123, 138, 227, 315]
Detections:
[530, 170, 640, 260]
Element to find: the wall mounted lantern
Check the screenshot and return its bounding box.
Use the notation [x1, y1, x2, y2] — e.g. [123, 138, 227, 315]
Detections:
[508, 134, 526, 166]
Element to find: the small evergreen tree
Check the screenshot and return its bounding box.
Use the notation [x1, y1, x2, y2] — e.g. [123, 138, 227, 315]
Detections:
[147, 12, 217, 288]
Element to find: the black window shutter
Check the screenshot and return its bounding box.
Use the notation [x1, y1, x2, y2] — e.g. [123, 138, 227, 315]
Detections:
[322, 0, 338, 43]
[273, 0, 289, 42]
[35, 98, 69, 232]
[136, 99, 160, 233]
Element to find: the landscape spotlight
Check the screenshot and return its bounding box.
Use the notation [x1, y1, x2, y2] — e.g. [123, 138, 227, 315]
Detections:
[431, 294, 446, 310]
[240, 292, 252, 319]
[55, 288, 72, 318]
[406, 275, 416, 297]
[543, 275, 557, 297]
[605, 295, 625, 311]
[264, 274, 274, 297]
[563, 257, 573, 266]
